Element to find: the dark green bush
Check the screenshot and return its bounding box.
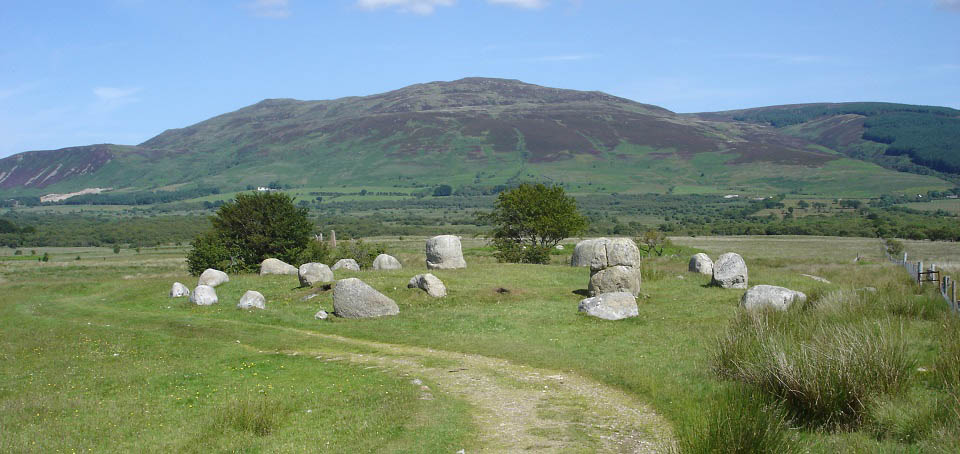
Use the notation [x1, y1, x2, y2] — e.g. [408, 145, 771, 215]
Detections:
[490, 238, 551, 264]
[332, 239, 386, 269]
[186, 232, 239, 275]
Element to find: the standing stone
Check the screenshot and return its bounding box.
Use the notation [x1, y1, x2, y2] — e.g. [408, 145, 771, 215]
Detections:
[571, 238, 610, 267]
[237, 290, 266, 310]
[332, 258, 361, 271]
[332, 278, 399, 318]
[407, 273, 447, 298]
[330, 230, 337, 249]
[190, 285, 218, 306]
[425, 235, 466, 270]
[299, 263, 334, 287]
[589, 266, 642, 296]
[688, 253, 714, 275]
[711, 253, 748, 289]
[589, 238, 641, 271]
[170, 282, 190, 298]
[198, 269, 229, 287]
[578, 292, 639, 320]
[740, 285, 806, 311]
[260, 258, 298, 276]
[372, 254, 402, 270]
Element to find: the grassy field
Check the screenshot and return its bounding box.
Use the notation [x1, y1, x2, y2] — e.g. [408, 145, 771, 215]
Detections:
[2, 236, 959, 452]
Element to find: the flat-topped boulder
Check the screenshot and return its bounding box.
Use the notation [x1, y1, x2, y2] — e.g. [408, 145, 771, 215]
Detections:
[299, 262, 334, 287]
[407, 273, 447, 298]
[237, 290, 266, 310]
[333, 278, 399, 318]
[190, 285, 218, 305]
[711, 253, 748, 289]
[588, 265, 642, 297]
[260, 258, 298, 276]
[740, 285, 806, 311]
[571, 238, 609, 267]
[578, 292, 639, 320]
[372, 254, 402, 270]
[688, 253, 713, 275]
[332, 258, 360, 271]
[169, 282, 190, 298]
[425, 235, 466, 270]
[589, 238, 641, 271]
[198, 269, 229, 287]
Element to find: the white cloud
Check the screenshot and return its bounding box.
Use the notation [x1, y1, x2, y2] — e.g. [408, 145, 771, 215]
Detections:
[487, 0, 549, 9]
[935, 0, 960, 11]
[93, 86, 142, 110]
[247, 0, 290, 18]
[356, 0, 456, 14]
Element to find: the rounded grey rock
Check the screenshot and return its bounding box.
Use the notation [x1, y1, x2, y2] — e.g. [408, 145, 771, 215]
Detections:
[198, 268, 229, 287]
[588, 265, 642, 296]
[169, 282, 190, 298]
[314, 310, 329, 320]
[589, 238, 641, 271]
[372, 254, 402, 270]
[711, 252, 748, 289]
[299, 262, 334, 287]
[260, 258, 298, 276]
[688, 253, 713, 275]
[570, 238, 609, 267]
[425, 235, 466, 270]
[578, 292, 639, 320]
[332, 258, 360, 271]
[237, 290, 266, 310]
[740, 285, 806, 311]
[407, 273, 447, 298]
[333, 278, 399, 318]
[190, 285, 219, 306]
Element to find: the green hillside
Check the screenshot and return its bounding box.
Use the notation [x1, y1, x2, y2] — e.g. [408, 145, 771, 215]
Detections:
[0, 80, 953, 199]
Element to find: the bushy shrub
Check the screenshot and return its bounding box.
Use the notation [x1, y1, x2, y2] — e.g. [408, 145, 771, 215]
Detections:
[296, 240, 332, 265]
[186, 232, 239, 275]
[490, 238, 551, 264]
[331, 239, 386, 269]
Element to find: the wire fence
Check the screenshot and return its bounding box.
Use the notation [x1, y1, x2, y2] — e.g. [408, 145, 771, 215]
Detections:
[886, 244, 960, 314]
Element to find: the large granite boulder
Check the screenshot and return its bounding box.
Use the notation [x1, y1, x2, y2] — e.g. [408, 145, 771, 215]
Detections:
[578, 292, 639, 320]
[711, 253, 748, 289]
[688, 253, 713, 275]
[198, 269, 229, 287]
[332, 258, 360, 271]
[571, 238, 609, 267]
[299, 263, 334, 287]
[260, 258, 298, 276]
[190, 285, 218, 305]
[588, 265, 642, 296]
[740, 285, 806, 311]
[407, 273, 447, 298]
[372, 254, 402, 270]
[237, 290, 266, 310]
[425, 235, 466, 270]
[589, 238, 641, 271]
[332, 278, 399, 318]
[169, 282, 190, 298]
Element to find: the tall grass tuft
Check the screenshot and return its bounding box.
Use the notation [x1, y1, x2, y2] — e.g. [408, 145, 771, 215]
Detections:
[934, 318, 960, 390]
[714, 308, 914, 429]
[215, 395, 286, 437]
[673, 385, 799, 454]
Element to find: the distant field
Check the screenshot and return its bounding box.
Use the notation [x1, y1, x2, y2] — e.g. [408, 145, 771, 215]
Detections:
[897, 199, 960, 214]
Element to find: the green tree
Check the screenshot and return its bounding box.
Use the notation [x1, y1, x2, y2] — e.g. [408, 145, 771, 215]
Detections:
[480, 183, 587, 264]
[186, 192, 313, 275]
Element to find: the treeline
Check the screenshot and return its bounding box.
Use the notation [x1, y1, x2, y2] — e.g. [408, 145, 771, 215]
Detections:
[56, 186, 221, 206]
[0, 214, 211, 247]
[732, 102, 960, 128]
[864, 112, 960, 174]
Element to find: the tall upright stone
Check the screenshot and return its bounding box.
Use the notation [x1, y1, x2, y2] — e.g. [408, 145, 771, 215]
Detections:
[425, 235, 466, 270]
[587, 238, 642, 296]
[330, 230, 337, 249]
[711, 252, 748, 289]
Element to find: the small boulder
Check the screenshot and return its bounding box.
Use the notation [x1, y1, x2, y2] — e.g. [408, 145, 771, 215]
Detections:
[259, 258, 298, 276]
[589, 238, 641, 271]
[425, 235, 467, 270]
[190, 285, 218, 305]
[333, 278, 399, 318]
[578, 292, 639, 320]
[372, 254, 402, 270]
[740, 285, 806, 311]
[407, 273, 447, 298]
[237, 290, 266, 310]
[299, 263, 334, 287]
[198, 269, 229, 287]
[314, 310, 329, 320]
[169, 282, 190, 298]
[688, 253, 713, 275]
[588, 265, 642, 296]
[711, 253, 748, 289]
[332, 258, 360, 271]
[570, 238, 610, 267]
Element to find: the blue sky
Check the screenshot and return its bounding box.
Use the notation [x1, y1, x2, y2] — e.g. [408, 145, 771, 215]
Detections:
[1, 0, 958, 157]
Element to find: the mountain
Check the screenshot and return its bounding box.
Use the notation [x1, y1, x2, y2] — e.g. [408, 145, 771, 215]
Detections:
[0, 78, 952, 198]
[695, 102, 960, 179]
